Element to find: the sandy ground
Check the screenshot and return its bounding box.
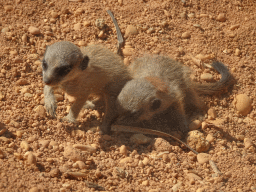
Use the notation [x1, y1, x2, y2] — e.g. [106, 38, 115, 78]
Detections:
[0, 0, 255, 191]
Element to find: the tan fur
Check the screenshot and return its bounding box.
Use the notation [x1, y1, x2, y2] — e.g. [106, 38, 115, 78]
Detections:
[42, 41, 131, 133]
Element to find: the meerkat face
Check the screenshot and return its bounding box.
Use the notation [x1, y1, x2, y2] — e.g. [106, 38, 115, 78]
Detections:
[115, 77, 174, 125]
[42, 41, 89, 86]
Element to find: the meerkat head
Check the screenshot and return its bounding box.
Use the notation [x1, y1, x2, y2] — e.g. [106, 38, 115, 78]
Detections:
[116, 77, 177, 125]
[42, 41, 89, 86]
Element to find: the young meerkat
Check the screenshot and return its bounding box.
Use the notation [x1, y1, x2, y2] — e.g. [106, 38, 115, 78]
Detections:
[113, 55, 234, 134]
[42, 41, 131, 133]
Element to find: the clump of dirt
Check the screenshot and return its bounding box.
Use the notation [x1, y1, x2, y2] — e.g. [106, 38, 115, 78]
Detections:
[0, 0, 255, 191]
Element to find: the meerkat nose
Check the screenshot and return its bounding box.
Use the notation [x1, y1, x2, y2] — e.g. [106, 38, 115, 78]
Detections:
[43, 78, 52, 85]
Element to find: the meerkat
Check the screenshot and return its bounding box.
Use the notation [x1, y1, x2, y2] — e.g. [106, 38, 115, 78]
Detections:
[42, 41, 131, 133]
[113, 55, 234, 134]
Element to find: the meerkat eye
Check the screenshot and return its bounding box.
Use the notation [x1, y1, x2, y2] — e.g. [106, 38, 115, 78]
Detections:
[56, 66, 72, 77]
[150, 98, 161, 111]
[42, 60, 48, 71]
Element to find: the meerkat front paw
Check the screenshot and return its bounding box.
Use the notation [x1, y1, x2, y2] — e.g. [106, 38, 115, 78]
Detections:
[44, 99, 57, 118]
[60, 114, 78, 124]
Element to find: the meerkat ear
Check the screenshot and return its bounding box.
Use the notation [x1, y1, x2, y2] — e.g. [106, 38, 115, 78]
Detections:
[150, 98, 162, 111]
[79, 55, 89, 70]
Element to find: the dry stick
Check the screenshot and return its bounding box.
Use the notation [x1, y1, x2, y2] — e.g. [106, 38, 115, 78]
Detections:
[111, 125, 198, 154]
[107, 10, 124, 55]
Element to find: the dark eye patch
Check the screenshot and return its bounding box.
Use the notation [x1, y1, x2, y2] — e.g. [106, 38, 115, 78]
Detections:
[55, 65, 72, 77]
[150, 98, 161, 111]
[42, 59, 48, 71]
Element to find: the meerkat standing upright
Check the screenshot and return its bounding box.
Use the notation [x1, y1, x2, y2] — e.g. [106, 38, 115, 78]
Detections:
[42, 41, 131, 133]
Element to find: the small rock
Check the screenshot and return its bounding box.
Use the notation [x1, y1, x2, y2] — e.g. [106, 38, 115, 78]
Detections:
[189, 120, 202, 131]
[201, 122, 208, 130]
[4, 5, 13, 12]
[14, 57, 23, 63]
[187, 173, 202, 181]
[64, 146, 86, 162]
[122, 48, 133, 56]
[235, 48, 241, 56]
[120, 145, 128, 156]
[233, 94, 252, 115]
[39, 140, 50, 149]
[29, 187, 39, 192]
[55, 94, 64, 101]
[172, 182, 182, 192]
[142, 157, 150, 165]
[34, 105, 46, 117]
[95, 19, 105, 29]
[20, 141, 30, 151]
[147, 28, 155, 34]
[83, 21, 90, 27]
[187, 130, 210, 153]
[78, 41, 86, 47]
[119, 157, 133, 164]
[124, 58, 130, 66]
[1, 27, 9, 33]
[197, 153, 210, 164]
[64, 93, 76, 103]
[187, 13, 195, 18]
[73, 144, 97, 153]
[76, 161, 86, 169]
[95, 169, 102, 178]
[28, 26, 40, 35]
[51, 11, 59, 18]
[102, 134, 112, 141]
[17, 79, 29, 85]
[130, 134, 152, 145]
[27, 153, 37, 164]
[206, 134, 214, 143]
[208, 108, 217, 119]
[74, 23, 82, 31]
[181, 32, 191, 39]
[244, 138, 253, 149]
[153, 138, 172, 152]
[22, 34, 28, 42]
[50, 168, 60, 177]
[216, 13, 226, 22]
[230, 24, 240, 30]
[236, 134, 245, 141]
[201, 73, 213, 82]
[142, 180, 149, 186]
[63, 183, 72, 189]
[16, 131, 23, 138]
[125, 25, 138, 37]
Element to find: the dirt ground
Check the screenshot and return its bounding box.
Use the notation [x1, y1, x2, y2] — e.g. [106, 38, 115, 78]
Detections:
[0, 0, 256, 191]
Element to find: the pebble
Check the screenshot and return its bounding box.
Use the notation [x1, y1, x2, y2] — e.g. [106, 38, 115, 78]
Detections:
[153, 138, 173, 152]
[83, 21, 90, 27]
[119, 157, 133, 164]
[64, 93, 76, 103]
[125, 25, 138, 37]
[1, 27, 9, 33]
[120, 145, 128, 156]
[16, 131, 23, 138]
[55, 94, 64, 101]
[216, 13, 226, 22]
[230, 24, 240, 30]
[130, 134, 152, 145]
[63, 146, 86, 162]
[201, 73, 213, 82]
[78, 41, 86, 47]
[180, 12, 187, 18]
[62, 183, 72, 189]
[201, 122, 208, 130]
[197, 153, 210, 164]
[76, 161, 86, 169]
[172, 182, 182, 192]
[244, 138, 253, 149]
[122, 48, 133, 56]
[74, 23, 82, 31]
[102, 134, 112, 141]
[187, 13, 195, 18]
[147, 28, 155, 34]
[235, 48, 241, 56]
[193, 24, 201, 28]
[29, 187, 39, 192]
[208, 108, 217, 119]
[14, 57, 23, 63]
[50, 168, 60, 177]
[73, 144, 97, 153]
[4, 5, 13, 12]
[124, 58, 130, 66]
[20, 141, 30, 151]
[187, 130, 210, 152]
[28, 26, 40, 35]
[0, 149, 4, 159]
[181, 32, 191, 39]
[236, 134, 245, 141]
[95, 19, 105, 29]
[95, 169, 102, 178]
[189, 120, 202, 131]
[233, 94, 252, 115]
[142, 157, 150, 166]
[142, 180, 149, 186]
[187, 173, 202, 181]
[27, 152, 37, 164]
[39, 140, 50, 149]
[206, 134, 214, 143]
[33, 105, 46, 117]
[51, 11, 59, 18]
[17, 79, 29, 85]
[22, 34, 28, 42]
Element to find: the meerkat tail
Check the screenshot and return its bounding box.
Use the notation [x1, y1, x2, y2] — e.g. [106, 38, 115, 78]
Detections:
[194, 61, 234, 95]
